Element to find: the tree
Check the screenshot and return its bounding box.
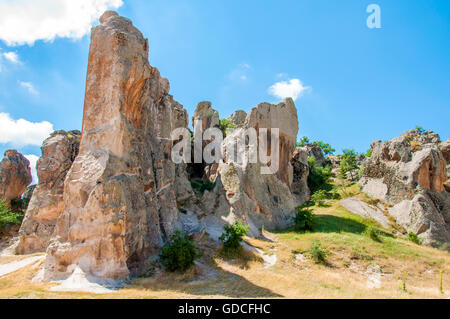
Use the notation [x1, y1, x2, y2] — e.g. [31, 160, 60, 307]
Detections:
[339, 149, 359, 180]
[307, 156, 332, 194]
[312, 141, 335, 155]
[297, 136, 310, 147]
[297, 137, 335, 156]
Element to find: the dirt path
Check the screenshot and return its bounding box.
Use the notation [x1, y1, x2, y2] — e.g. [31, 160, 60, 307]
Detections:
[0, 255, 45, 278]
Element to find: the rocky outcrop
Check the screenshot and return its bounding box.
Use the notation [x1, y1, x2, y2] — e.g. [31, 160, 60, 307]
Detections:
[16, 130, 81, 255]
[192, 101, 219, 133]
[291, 147, 310, 204]
[341, 197, 389, 229]
[216, 98, 300, 235]
[42, 11, 189, 281]
[0, 150, 32, 203]
[228, 110, 247, 127]
[440, 139, 450, 163]
[361, 130, 449, 247]
[302, 144, 325, 167]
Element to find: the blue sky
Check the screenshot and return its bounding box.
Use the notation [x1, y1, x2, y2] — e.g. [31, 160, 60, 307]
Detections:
[0, 0, 449, 183]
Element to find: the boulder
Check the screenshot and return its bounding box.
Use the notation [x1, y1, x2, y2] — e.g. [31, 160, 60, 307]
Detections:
[43, 11, 189, 281]
[341, 197, 389, 229]
[361, 131, 449, 247]
[0, 150, 32, 203]
[16, 130, 81, 255]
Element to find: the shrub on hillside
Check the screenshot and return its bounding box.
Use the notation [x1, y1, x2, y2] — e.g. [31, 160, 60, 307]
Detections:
[364, 226, 382, 242]
[160, 231, 200, 272]
[307, 241, 329, 264]
[311, 190, 328, 207]
[407, 232, 422, 245]
[0, 198, 23, 229]
[294, 207, 314, 231]
[219, 221, 250, 252]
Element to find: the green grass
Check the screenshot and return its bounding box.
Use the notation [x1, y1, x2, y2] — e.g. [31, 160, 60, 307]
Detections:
[274, 189, 445, 267]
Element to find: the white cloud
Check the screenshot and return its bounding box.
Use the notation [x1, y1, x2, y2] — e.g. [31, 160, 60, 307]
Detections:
[3, 51, 19, 63]
[24, 154, 39, 184]
[0, 0, 123, 46]
[19, 81, 39, 95]
[0, 113, 53, 147]
[268, 78, 311, 101]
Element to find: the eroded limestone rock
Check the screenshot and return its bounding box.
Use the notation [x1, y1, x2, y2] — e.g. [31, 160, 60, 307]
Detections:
[0, 150, 32, 203]
[43, 11, 188, 281]
[290, 147, 310, 204]
[16, 130, 81, 255]
[361, 131, 449, 247]
[228, 110, 247, 127]
[216, 98, 300, 235]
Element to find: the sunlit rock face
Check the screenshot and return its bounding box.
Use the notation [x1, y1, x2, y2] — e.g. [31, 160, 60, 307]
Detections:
[215, 99, 300, 236]
[361, 129, 449, 247]
[17, 130, 81, 255]
[43, 11, 188, 281]
[0, 150, 32, 203]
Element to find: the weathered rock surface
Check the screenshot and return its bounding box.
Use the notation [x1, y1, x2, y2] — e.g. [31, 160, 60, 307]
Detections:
[43, 11, 189, 281]
[228, 110, 247, 127]
[216, 98, 300, 235]
[440, 139, 450, 163]
[192, 101, 219, 132]
[361, 130, 449, 247]
[302, 144, 326, 167]
[0, 150, 32, 203]
[16, 130, 81, 255]
[290, 147, 310, 204]
[341, 197, 389, 229]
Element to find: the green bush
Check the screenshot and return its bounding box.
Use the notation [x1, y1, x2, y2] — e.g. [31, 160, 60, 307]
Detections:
[297, 137, 335, 155]
[219, 221, 250, 252]
[364, 226, 382, 242]
[0, 198, 23, 228]
[219, 119, 236, 136]
[307, 156, 332, 194]
[338, 149, 359, 180]
[407, 232, 422, 245]
[307, 241, 329, 264]
[294, 207, 314, 231]
[311, 190, 328, 207]
[358, 166, 365, 180]
[160, 231, 200, 272]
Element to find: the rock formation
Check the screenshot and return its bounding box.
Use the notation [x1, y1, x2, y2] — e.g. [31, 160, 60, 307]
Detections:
[290, 147, 310, 204]
[302, 144, 326, 167]
[42, 11, 189, 281]
[216, 99, 300, 235]
[192, 101, 219, 133]
[0, 150, 32, 203]
[16, 130, 81, 255]
[361, 129, 449, 247]
[228, 110, 247, 127]
[14, 11, 308, 282]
